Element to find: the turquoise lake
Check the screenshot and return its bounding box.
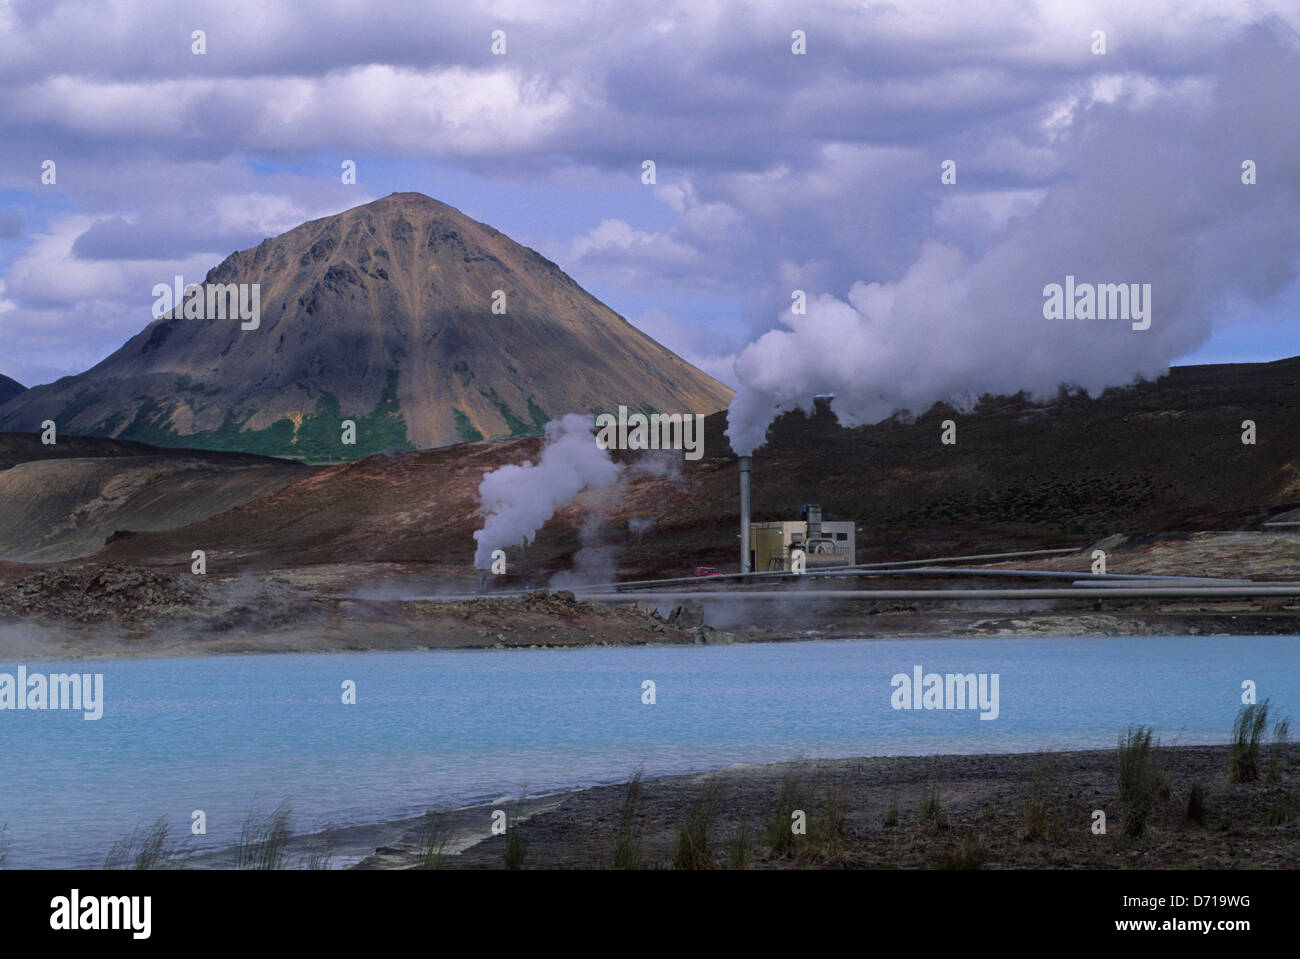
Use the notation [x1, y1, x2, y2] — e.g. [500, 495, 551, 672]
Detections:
[1, 635, 1296, 868]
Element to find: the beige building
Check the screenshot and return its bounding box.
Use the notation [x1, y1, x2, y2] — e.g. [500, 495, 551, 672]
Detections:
[748, 505, 854, 572]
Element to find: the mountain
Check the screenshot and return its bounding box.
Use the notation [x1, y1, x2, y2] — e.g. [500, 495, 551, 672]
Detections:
[0, 193, 733, 458]
[0, 375, 24, 405]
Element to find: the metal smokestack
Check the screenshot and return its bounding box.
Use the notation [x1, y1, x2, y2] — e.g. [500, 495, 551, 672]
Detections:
[739, 455, 752, 574]
[803, 503, 822, 539]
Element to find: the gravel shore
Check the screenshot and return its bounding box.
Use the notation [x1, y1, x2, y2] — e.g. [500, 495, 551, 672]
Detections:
[345, 744, 1300, 870]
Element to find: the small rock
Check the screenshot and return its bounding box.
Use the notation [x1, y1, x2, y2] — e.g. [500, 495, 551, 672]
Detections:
[668, 603, 704, 629]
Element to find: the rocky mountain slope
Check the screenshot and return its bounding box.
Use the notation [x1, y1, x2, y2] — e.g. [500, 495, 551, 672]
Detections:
[0, 193, 732, 458]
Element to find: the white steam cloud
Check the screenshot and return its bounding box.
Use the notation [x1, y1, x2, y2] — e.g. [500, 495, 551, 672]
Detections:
[473, 414, 623, 569]
[727, 32, 1300, 455]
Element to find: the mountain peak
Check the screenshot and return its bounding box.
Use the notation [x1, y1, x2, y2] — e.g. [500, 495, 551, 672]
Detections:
[0, 195, 732, 459]
[338, 190, 470, 219]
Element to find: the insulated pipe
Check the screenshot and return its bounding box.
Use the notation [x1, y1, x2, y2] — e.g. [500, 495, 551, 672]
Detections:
[578, 586, 1300, 602]
[738, 455, 752, 574]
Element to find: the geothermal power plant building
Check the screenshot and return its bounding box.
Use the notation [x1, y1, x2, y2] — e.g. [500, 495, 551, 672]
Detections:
[748, 505, 855, 572]
[750, 520, 854, 571]
[737, 456, 853, 573]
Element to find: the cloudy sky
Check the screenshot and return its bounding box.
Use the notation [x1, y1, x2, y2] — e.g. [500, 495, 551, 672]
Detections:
[2, 0, 1298, 419]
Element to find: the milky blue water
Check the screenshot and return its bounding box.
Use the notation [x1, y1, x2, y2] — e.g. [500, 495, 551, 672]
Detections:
[1, 635, 1296, 868]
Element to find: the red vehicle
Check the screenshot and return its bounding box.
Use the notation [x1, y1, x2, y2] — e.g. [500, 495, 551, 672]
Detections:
[693, 566, 722, 577]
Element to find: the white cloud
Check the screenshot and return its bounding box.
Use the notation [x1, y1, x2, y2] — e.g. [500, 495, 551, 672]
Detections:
[1, 0, 1297, 399]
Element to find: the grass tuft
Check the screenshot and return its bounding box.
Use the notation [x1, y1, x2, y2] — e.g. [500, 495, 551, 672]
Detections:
[417, 810, 451, 870]
[104, 817, 189, 870]
[1117, 725, 1163, 838]
[1230, 700, 1271, 784]
[728, 813, 752, 870]
[503, 800, 528, 870]
[303, 826, 337, 870]
[766, 771, 807, 857]
[1019, 758, 1065, 843]
[921, 788, 947, 828]
[235, 801, 293, 870]
[1268, 717, 1291, 784]
[612, 769, 646, 870]
[882, 795, 900, 828]
[673, 781, 722, 869]
[1263, 797, 1296, 826]
[807, 776, 851, 856]
[935, 833, 989, 869]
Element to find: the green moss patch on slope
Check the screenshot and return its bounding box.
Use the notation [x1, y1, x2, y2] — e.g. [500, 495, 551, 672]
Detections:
[98, 370, 415, 462]
[453, 408, 484, 442]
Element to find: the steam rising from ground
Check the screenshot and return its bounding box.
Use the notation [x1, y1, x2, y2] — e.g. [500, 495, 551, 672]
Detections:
[545, 451, 684, 588]
[473, 414, 622, 569]
[726, 33, 1300, 455]
[547, 499, 621, 590]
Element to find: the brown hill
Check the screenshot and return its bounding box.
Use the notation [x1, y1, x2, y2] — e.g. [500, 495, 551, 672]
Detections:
[56, 355, 1300, 578]
[0, 432, 167, 471]
[0, 193, 732, 458]
[0, 434, 313, 562]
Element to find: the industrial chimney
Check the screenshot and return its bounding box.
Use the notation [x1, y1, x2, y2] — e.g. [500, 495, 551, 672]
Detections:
[739, 455, 752, 574]
[802, 503, 822, 540]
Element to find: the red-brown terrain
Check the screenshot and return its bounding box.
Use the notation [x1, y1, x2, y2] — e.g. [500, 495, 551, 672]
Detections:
[3, 354, 1295, 572]
[2, 354, 1300, 655]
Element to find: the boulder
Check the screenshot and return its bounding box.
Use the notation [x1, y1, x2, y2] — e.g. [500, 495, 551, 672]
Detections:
[667, 602, 704, 629]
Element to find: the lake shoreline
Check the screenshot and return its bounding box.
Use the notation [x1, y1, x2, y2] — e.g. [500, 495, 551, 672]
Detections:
[25, 740, 1298, 870]
[339, 743, 1300, 870]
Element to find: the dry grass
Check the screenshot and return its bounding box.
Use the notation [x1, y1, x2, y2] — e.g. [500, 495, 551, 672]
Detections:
[104, 817, 190, 870]
[1118, 726, 1163, 837]
[235, 802, 293, 871]
[416, 810, 451, 870]
[612, 770, 646, 870]
[503, 800, 528, 870]
[673, 781, 723, 869]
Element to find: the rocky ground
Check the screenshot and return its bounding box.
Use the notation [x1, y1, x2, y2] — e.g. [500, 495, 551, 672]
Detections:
[0, 563, 730, 658]
[348, 744, 1300, 870]
[1, 554, 1299, 660]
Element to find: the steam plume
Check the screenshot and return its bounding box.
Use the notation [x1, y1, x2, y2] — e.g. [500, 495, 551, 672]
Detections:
[473, 414, 622, 568]
[727, 32, 1300, 455]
